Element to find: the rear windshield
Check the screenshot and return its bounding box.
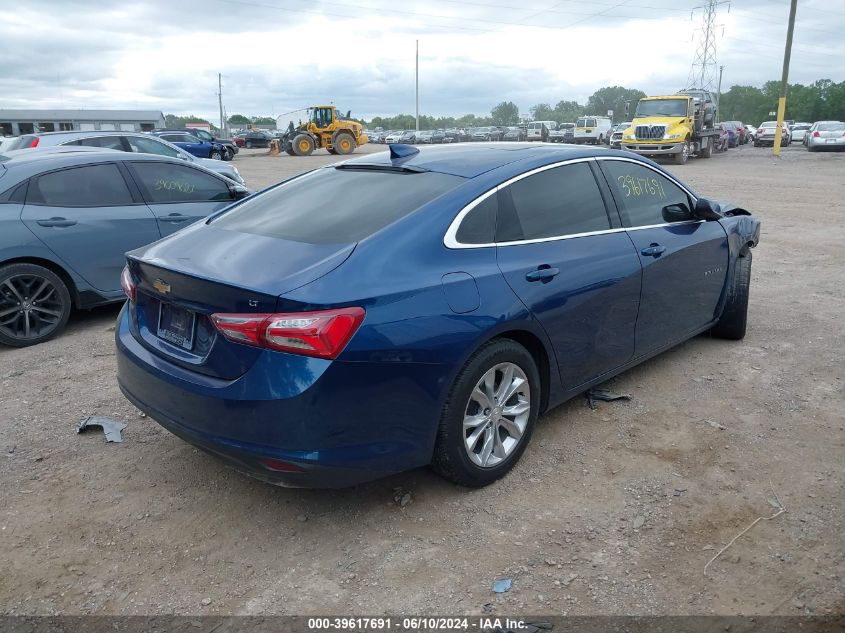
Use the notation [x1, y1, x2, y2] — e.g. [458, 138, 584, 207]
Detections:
[576, 118, 596, 127]
[212, 167, 464, 244]
[818, 122, 845, 131]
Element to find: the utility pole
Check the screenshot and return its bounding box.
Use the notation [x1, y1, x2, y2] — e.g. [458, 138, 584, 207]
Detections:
[716, 65, 724, 123]
[415, 40, 419, 133]
[773, 0, 798, 157]
[218, 73, 224, 135]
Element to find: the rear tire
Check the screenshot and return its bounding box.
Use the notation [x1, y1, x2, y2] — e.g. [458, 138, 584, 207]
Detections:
[0, 263, 72, 348]
[334, 132, 356, 155]
[711, 251, 752, 340]
[700, 138, 713, 158]
[431, 339, 540, 487]
[245, 141, 253, 149]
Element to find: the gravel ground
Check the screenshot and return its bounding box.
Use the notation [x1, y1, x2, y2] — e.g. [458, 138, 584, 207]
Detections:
[1, 142, 843, 616]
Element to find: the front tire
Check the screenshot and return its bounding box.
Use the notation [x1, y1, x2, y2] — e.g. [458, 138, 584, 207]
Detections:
[711, 251, 752, 340]
[292, 134, 315, 156]
[0, 263, 72, 348]
[245, 141, 253, 149]
[673, 141, 690, 165]
[431, 339, 540, 487]
[210, 150, 223, 160]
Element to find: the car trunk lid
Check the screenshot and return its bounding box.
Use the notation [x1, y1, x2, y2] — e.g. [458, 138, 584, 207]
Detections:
[126, 224, 355, 380]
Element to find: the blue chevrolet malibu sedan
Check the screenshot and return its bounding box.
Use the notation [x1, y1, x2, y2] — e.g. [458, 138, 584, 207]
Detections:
[116, 143, 761, 488]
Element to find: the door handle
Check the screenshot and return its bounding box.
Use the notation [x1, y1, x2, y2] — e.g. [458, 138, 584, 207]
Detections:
[36, 217, 77, 227]
[641, 243, 667, 257]
[159, 213, 190, 223]
[525, 266, 560, 282]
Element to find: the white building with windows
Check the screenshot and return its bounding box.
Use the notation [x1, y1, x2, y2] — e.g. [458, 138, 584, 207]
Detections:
[0, 109, 166, 137]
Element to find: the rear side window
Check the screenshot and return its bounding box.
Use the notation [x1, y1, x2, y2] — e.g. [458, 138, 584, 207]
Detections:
[75, 136, 127, 150]
[29, 164, 133, 207]
[213, 167, 464, 244]
[131, 162, 232, 203]
[601, 160, 692, 227]
[496, 162, 610, 242]
[126, 135, 180, 157]
[456, 193, 497, 244]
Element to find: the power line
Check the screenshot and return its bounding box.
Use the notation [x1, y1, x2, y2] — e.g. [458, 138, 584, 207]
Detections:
[210, 0, 691, 34]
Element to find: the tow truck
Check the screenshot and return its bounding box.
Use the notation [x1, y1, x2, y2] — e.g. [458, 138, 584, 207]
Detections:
[620, 89, 720, 164]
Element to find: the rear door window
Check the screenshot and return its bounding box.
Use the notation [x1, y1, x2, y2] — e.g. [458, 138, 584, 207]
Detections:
[213, 167, 464, 244]
[601, 160, 692, 227]
[496, 162, 611, 242]
[29, 164, 134, 207]
[130, 162, 233, 203]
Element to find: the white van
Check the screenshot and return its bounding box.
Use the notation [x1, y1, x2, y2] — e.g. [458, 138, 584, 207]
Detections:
[527, 120, 557, 142]
[573, 116, 612, 144]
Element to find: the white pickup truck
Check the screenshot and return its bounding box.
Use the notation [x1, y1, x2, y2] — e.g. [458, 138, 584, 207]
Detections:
[548, 123, 575, 143]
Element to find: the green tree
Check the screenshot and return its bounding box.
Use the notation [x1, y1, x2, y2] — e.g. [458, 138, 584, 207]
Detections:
[530, 103, 555, 121]
[491, 101, 519, 125]
[553, 100, 584, 123]
[227, 114, 250, 126]
[251, 116, 276, 127]
[586, 86, 646, 122]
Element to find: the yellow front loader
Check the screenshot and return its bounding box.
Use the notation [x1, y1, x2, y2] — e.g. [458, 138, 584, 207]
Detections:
[279, 106, 368, 156]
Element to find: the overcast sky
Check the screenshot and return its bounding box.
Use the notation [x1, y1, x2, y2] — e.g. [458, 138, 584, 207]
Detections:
[2, 0, 843, 122]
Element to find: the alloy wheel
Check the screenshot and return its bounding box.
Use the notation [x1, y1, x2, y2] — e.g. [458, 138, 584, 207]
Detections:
[0, 274, 64, 341]
[463, 362, 531, 468]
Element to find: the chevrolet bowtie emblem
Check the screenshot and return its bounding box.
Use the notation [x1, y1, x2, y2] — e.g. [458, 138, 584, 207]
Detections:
[153, 279, 171, 294]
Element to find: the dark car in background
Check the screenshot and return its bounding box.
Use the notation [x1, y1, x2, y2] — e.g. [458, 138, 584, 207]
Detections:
[2, 130, 245, 185]
[502, 126, 526, 141]
[154, 128, 238, 160]
[725, 121, 746, 145]
[115, 144, 759, 489]
[721, 122, 740, 148]
[470, 127, 499, 141]
[0, 148, 249, 347]
[151, 131, 226, 160]
[234, 131, 273, 149]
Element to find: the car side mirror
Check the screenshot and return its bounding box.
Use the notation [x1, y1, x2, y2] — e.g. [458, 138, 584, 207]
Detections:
[661, 203, 693, 223]
[693, 198, 722, 221]
[230, 184, 250, 200]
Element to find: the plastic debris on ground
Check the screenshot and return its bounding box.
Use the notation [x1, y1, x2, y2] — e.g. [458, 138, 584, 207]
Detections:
[585, 387, 632, 410]
[77, 416, 127, 443]
[492, 577, 513, 593]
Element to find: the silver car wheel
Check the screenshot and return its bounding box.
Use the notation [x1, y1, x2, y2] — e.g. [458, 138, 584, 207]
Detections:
[463, 362, 530, 468]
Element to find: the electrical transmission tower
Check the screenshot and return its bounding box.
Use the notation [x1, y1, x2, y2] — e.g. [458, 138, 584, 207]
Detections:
[686, 0, 728, 90]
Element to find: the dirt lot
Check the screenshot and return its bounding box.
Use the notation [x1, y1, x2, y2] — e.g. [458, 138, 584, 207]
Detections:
[1, 142, 843, 617]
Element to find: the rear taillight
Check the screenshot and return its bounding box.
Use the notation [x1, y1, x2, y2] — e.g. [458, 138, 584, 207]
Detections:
[30, 137, 39, 148]
[120, 266, 136, 302]
[813, 131, 820, 137]
[211, 307, 365, 359]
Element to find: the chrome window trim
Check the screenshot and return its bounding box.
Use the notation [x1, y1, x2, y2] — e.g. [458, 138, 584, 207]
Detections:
[444, 156, 700, 249]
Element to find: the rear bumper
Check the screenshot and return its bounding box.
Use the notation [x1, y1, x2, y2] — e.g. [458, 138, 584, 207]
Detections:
[808, 138, 845, 149]
[115, 305, 446, 487]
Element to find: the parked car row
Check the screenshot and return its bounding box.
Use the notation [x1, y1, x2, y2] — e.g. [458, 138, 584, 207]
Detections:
[0, 130, 245, 185]
[0, 146, 251, 347]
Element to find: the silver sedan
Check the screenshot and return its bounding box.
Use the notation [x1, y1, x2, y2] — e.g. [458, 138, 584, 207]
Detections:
[806, 121, 845, 151]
